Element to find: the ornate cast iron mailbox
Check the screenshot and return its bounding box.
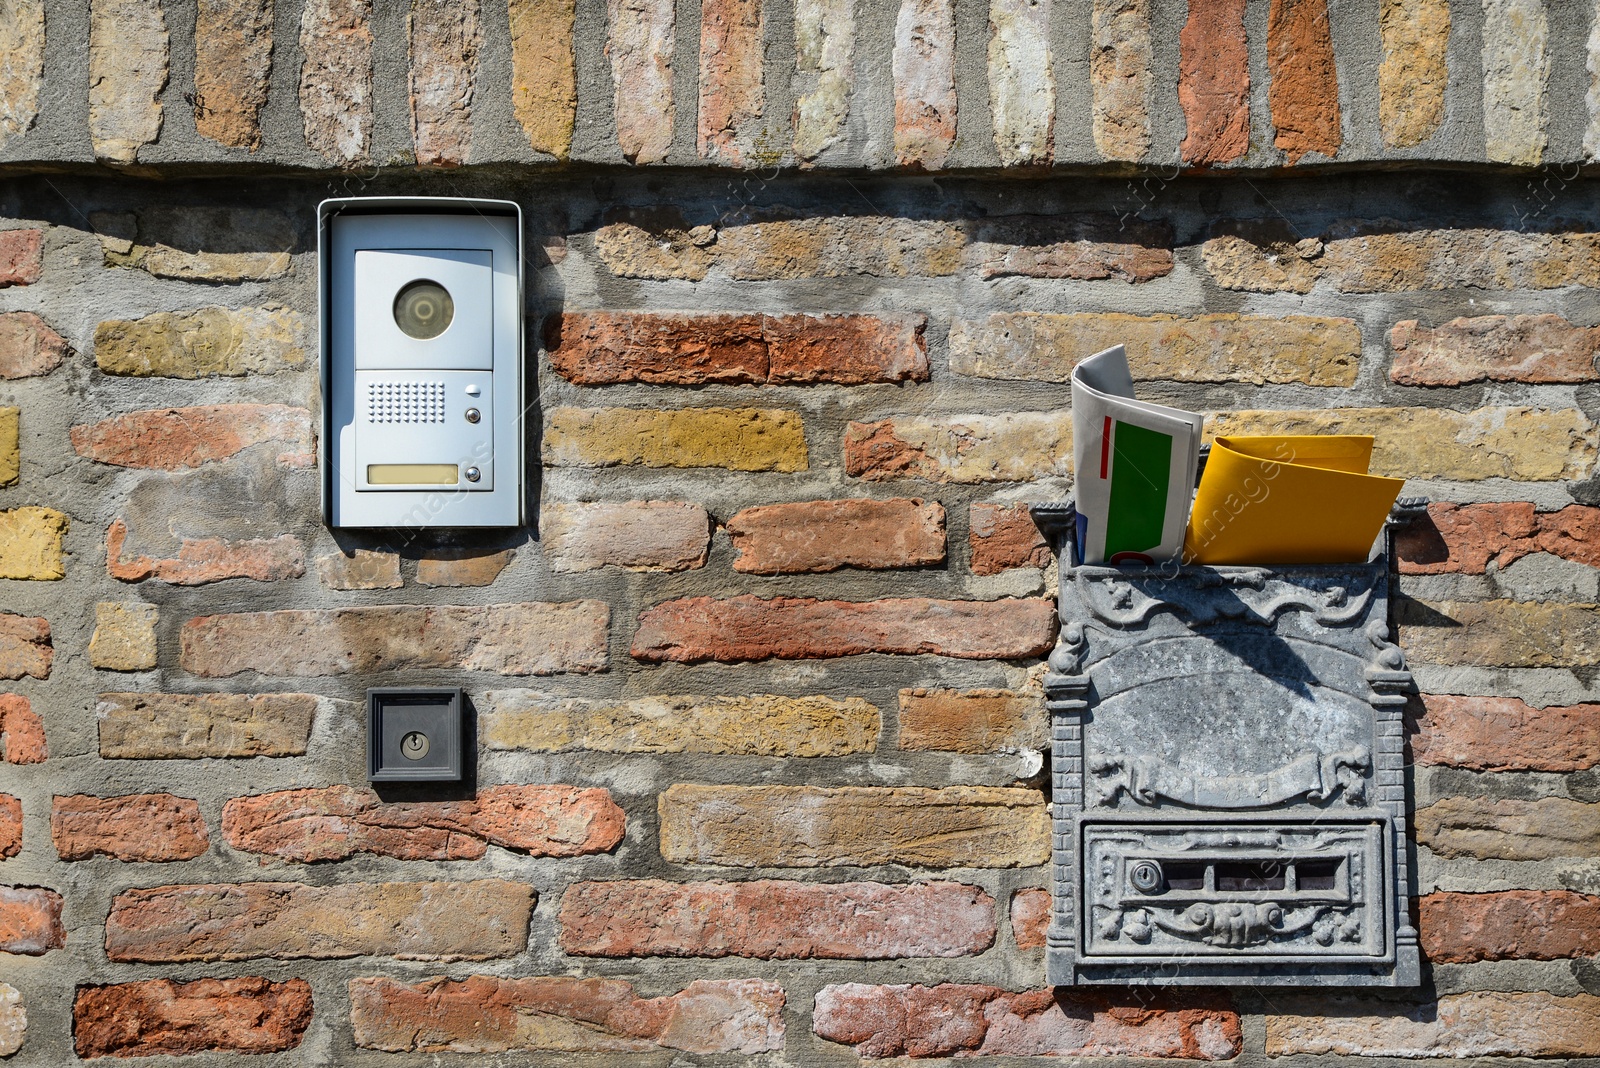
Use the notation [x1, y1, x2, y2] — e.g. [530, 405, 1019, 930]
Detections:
[1030, 500, 1422, 987]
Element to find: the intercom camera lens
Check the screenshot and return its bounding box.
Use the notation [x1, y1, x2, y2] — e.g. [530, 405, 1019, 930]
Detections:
[394, 280, 455, 340]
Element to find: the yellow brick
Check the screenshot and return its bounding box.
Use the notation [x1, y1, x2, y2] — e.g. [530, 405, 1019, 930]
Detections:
[0, 506, 68, 580]
[1399, 598, 1600, 668]
[897, 688, 1045, 753]
[89, 602, 158, 671]
[543, 407, 808, 472]
[93, 306, 306, 378]
[0, 408, 17, 487]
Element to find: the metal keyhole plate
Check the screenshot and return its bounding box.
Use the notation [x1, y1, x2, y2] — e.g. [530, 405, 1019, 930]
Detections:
[1130, 860, 1164, 894]
[400, 731, 430, 760]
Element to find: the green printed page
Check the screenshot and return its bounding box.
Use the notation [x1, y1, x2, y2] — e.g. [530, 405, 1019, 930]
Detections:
[1104, 420, 1172, 558]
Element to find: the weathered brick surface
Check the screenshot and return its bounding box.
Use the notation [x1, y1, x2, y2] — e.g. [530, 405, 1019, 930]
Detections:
[1380, 0, 1450, 147]
[899, 688, 1045, 752]
[893, 0, 956, 168]
[0, 506, 67, 580]
[416, 548, 512, 587]
[547, 312, 928, 385]
[792, 0, 855, 162]
[94, 306, 305, 377]
[0, 795, 19, 859]
[106, 879, 533, 962]
[560, 879, 995, 958]
[299, 0, 374, 165]
[813, 984, 1242, 1058]
[483, 690, 879, 756]
[0, 230, 41, 287]
[0, 981, 21, 1057]
[1091, 0, 1151, 161]
[1419, 890, 1600, 963]
[633, 595, 1055, 662]
[193, 0, 273, 149]
[950, 312, 1359, 385]
[988, 0, 1055, 166]
[970, 503, 1051, 574]
[52, 793, 210, 861]
[316, 549, 402, 590]
[351, 975, 785, 1054]
[509, 0, 575, 157]
[1265, 992, 1600, 1057]
[1483, 0, 1548, 166]
[0, 312, 69, 378]
[408, 0, 481, 165]
[74, 977, 312, 1059]
[607, 0, 675, 163]
[108, 518, 305, 585]
[0, 886, 64, 955]
[181, 601, 609, 677]
[1416, 796, 1600, 860]
[1409, 693, 1599, 771]
[0, 407, 13, 487]
[1267, 0, 1341, 163]
[1010, 888, 1050, 949]
[222, 783, 624, 861]
[544, 407, 808, 471]
[543, 501, 711, 573]
[89, 602, 157, 672]
[727, 498, 945, 573]
[0, 617, 51, 681]
[0, 694, 47, 762]
[846, 412, 1073, 483]
[0, 0, 43, 151]
[698, 0, 765, 166]
[71, 404, 315, 471]
[658, 784, 1050, 867]
[1400, 599, 1600, 668]
[1178, 0, 1248, 164]
[970, 216, 1173, 281]
[1391, 314, 1600, 385]
[88, 0, 168, 162]
[94, 208, 293, 281]
[98, 692, 317, 759]
[1397, 502, 1600, 573]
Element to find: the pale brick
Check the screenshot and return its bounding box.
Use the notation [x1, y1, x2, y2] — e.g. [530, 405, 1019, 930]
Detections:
[0, 407, 14, 487]
[1419, 890, 1600, 963]
[607, 0, 675, 163]
[71, 404, 315, 471]
[727, 498, 946, 573]
[51, 793, 209, 861]
[0, 507, 67, 580]
[0, 694, 46, 763]
[1399, 599, 1600, 668]
[94, 306, 305, 376]
[1409, 693, 1600, 772]
[1091, 0, 1151, 161]
[482, 690, 879, 756]
[0, 230, 41, 287]
[969, 502, 1051, 574]
[951, 312, 1359, 386]
[633, 595, 1056, 662]
[1267, 0, 1340, 163]
[1379, 0, 1450, 148]
[299, 0, 374, 165]
[316, 549, 402, 589]
[351, 975, 785, 1054]
[1589, 4, 1600, 160]
[898, 688, 1045, 752]
[0, 0, 43, 150]
[793, 0, 854, 163]
[1416, 796, 1600, 860]
[106, 880, 533, 961]
[813, 983, 1242, 1057]
[0, 312, 69, 379]
[98, 692, 317, 759]
[509, 0, 575, 157]
[224, 783, 624, 861]
[108, 518, 305, 585]
[1265, 992, 1600, 1057]
[0, 886, 63, 955]
[1390, 314, 1600, 385]
[180, 601, 609, 677]
[89, 0, 168, 162]
[1201, 219, 1322, 293]
[969, 215, 1173, 281]
[1397, 502, 1600, 573]
[1483, 0, 1548, 166]
[73, 978, 312, 1059]
[845, 412, 1073, 483]
[594, 208, 716, 280]
[658, 784, 1050, 867]
[416, 548, 512, 586]
[543, 500, 710, 573]
[90, 602, 158, 672]
[544, 407, 808, 472]
[698, 0, 766, 166]
[1178, 0, 1248, 164]
[0, 795, 18, 859]
[561, 879, 995, 958]
[1010, 887, 1050, 949]
[1206, 407, 1597, 482]
[194, 0, 273, 149]
[988, 0, 1055, 165]
[893, 0, 956, 169]
[0, 982, 21, 1057]
[0, 617, 51, 681]
[408, 0, 481, 165]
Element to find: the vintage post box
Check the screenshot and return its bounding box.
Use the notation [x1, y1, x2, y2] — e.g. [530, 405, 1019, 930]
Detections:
[1029, 498, 1424, 987]
[319, 197, 524, 528]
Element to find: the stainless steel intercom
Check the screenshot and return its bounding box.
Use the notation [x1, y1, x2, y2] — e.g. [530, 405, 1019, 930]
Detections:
[319, 197, 523, 528]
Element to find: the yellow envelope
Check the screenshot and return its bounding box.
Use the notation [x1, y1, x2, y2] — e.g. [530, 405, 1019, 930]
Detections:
[1183, 435, 1405, 565]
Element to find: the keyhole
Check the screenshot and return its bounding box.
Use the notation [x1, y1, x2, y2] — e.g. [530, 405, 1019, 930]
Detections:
[400, 731, 430, 760]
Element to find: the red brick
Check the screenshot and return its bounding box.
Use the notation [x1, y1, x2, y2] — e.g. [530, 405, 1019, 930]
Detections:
[969, 502, 1051, 574]
[74, 977, 311, 1058]
[698, 0, 764, 166]
[560, 879, 995, 959]
[765, 313, 929, 384]
[180, 601, 609, 677]
[0, 617, 51, 681]
[893, 0, 957, 169]
[0, 886, 64, 955]
[1419, 890, 1600, 963]
[222, 783, 624, 861]
[1397, 502, 1600, 574]
[351, 975, 785, 1053]
[728, 498, 946, 573]
[0, 311, 69, 378]
[1267, 0, 1341, 163]
[0, 694, 46, 762]
[106, 879, 532, 962]
[971, 215, 1174, 282]
[813, 984, 1241, 1058]
[1011, 888, 1050, 949]
[632, 595, 1056, 662]
[415, 548, 513, 586]
[544, 500, 712, 572]
[408, 0, 480, 165]
[0, 795, 18, 859]
[0, 231, 41, 287]
[898, 688, 1044, 752]
[70, 404, 314, 470]
[106, 518, 305, 585]
[1178, 0, 1248, 164]
[1391, 314, 1600, 385]
[193, 0, 273, 149]
[52, 793, 210, 861]
[1409, 693, 1599, 772]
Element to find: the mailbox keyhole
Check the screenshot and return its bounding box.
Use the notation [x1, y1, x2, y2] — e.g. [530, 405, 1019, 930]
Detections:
[400, 731, 430, 760]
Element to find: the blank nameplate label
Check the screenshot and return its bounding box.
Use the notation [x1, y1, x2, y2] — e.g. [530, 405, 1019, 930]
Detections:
[366, 464, 459, 485]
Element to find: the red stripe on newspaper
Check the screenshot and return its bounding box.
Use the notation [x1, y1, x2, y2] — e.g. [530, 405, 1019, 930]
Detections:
[1100, 416, 1112, 479]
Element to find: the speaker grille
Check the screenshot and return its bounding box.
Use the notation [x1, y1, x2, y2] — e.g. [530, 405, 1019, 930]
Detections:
[367, 381, 446, 423]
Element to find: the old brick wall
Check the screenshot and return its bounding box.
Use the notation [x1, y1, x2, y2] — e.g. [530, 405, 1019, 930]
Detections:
[1, 0, 1599, 1062]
